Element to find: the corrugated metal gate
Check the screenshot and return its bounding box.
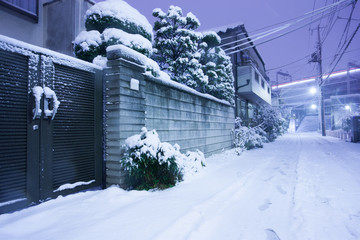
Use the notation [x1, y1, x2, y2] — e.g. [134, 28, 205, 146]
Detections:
[0, 40, 103, 214]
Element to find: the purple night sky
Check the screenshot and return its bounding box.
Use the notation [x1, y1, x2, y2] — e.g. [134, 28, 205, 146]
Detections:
[95, 0, 359, 84]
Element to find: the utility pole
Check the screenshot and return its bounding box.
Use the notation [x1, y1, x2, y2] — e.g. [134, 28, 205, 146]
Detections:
[310, 25, 326, 136]
[317, 25, 326, 136]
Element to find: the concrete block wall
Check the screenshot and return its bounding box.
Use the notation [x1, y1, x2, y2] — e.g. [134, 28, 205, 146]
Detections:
[105, 47, 235, 187]
[105, 58, 147, 187]
[144, 75, 235, 156]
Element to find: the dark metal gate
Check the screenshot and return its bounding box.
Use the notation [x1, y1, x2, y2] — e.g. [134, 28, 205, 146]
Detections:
[0, 40, 103, 214]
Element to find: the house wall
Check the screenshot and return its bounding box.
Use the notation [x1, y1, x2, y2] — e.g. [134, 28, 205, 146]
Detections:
[105, 47, 235, 187]
[0, 0, 45, 47]
[0, 0, 93, 56]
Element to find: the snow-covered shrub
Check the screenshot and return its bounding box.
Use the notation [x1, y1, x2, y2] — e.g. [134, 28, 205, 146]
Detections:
[74, 0, 153, 63]
[73, 30, 104, 62]
[252, 105, 286, 142]
[85, 0, 153, 41]
[102, 28, 153, 57]
[121, 128, 206, 190]
[233, 118, 268, 154]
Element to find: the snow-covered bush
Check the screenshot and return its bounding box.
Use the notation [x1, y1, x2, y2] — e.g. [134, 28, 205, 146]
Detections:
[85, 0, 153, 41]
[74, 0, 153, 63]
[121, 128, 206, 190]
[73, 30, 104, 62]
[233, 118, 268, 154]
[252, 105, 287, 142]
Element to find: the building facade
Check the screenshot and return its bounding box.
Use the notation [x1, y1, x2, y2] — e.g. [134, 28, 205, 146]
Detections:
[0, 0, 94, 56]
[272, 66, 360, 131]
[217, 24, 271, 126]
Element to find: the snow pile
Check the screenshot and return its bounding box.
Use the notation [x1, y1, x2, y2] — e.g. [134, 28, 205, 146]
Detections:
[107, 44, 164, 78]
[92, 55, 108, 68]
[122, 127, 206, 189]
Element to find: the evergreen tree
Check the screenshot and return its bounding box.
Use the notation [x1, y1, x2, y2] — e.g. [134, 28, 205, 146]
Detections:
[152, 6, 208, 92]
[200, 32, 235, 104]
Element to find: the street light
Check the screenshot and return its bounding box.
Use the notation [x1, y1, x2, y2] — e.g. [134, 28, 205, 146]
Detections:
[309, 87, 317, 95]
[345, 105, 351, 111]
[311, 104, 317, 109]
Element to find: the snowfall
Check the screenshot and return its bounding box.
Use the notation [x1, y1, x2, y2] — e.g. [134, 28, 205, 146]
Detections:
[0, 132, 360, 240]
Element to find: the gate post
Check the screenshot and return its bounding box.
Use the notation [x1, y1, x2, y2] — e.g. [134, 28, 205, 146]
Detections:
[104, 46, 147, 188]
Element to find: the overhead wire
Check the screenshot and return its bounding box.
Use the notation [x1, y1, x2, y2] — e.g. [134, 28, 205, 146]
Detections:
[321, 23, 360, 86]
[220, 0, 351, 51]
[225, 4, 349, 56]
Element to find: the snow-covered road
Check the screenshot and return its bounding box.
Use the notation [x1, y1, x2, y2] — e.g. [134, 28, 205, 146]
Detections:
[0, 132, 359, 240]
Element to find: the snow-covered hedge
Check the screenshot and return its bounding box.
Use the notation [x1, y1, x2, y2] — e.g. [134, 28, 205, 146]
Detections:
[73, 30, 104, 62]
[121, 128, 206, 190]
[85, 0, 153, 41]
[102, 28, 153, 57]
[74, 0, 153, 63]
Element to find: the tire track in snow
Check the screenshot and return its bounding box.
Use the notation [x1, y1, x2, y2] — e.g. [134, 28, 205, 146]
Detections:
[153, 156, 278, 240]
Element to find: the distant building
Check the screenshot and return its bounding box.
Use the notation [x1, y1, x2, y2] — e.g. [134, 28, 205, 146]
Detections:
[272, 66, 360, 131]
[0, 0, 94, 56]
[216, 23, 271, 126]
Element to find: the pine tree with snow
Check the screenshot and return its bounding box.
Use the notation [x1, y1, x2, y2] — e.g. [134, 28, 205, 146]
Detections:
[152, 6, 208, 92]
[200, 31, 235, 104]
[73, 0, 153, 63]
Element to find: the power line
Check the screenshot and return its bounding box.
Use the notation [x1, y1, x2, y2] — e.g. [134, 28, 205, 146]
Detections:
[321, 23, 360, 86]
[223, 0, 352, 55]
[221, 0, 351, 50]
[267, 55, 311, 71]
[225, 5, 347, 56]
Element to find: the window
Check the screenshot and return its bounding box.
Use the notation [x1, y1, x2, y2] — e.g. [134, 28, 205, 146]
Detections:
[267, 87, 270, 94]
[0, 0, 38, 21]
[261, 79, 265, 89]
[254, 71, 259, 83]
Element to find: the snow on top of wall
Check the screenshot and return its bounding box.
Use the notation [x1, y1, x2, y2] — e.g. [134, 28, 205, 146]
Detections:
[107, 44, 231, 106]
[86, 0, 153, 39]
[0, 34, 103, 71]
[92, 55, 108, 68]
[145, 73, 231, 106]
[207, 21, 244, 34]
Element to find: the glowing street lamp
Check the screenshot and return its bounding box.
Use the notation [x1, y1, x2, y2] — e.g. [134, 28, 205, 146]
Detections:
[345, 105, 351, 111]
[309, 87, 317, 95]
[311, 104, 317, 109]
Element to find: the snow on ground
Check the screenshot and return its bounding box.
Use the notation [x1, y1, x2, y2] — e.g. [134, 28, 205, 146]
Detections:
[297, 115, 319, 132]
[0, 132, 359, 240]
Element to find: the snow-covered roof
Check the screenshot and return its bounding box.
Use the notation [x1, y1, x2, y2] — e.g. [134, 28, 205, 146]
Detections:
[206, 21, 244, 34]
